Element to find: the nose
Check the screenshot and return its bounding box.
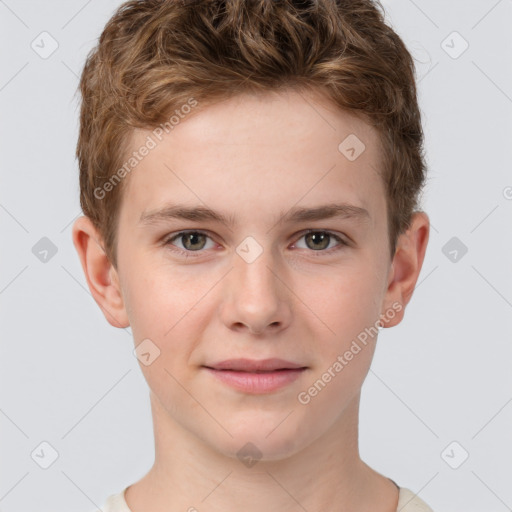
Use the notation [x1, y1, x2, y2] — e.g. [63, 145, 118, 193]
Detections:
[219, 245, 292, 336]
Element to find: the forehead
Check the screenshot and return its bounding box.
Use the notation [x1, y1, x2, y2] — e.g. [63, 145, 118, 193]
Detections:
[119, 88, 385, 229]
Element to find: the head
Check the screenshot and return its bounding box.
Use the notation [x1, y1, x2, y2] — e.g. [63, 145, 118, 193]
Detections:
[73, 0, 429, 461]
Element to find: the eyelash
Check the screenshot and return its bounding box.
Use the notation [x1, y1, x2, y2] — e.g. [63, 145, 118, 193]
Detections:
[162, 229, 348, 258]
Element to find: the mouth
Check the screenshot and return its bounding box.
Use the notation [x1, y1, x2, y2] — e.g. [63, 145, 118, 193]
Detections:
[203, 358, 308, 372]
[201, 358, 308, 393]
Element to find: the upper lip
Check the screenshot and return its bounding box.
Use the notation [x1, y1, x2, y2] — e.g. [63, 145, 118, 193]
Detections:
[203, 358, 307, 372]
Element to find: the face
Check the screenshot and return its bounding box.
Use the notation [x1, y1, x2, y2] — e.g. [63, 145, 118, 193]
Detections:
[105, 88, 398, 460]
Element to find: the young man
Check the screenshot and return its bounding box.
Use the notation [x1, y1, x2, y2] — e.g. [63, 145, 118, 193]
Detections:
[73, 0, 432, 510]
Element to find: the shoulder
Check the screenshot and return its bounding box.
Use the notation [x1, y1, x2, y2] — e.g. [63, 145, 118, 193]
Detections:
[397, 487, 435, 512]
[88, 485, 432, 512]
[87, 488, 131, 512]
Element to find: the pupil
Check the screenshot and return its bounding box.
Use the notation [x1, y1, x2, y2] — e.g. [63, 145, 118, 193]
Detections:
[308, 232, 328, 250]
[180, 232, 331, 251]
[185, 233, 204, 250]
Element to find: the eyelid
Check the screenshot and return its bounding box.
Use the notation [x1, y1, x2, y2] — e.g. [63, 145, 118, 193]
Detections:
[163, 228, 348, 257]
[163, 229, 218, 256]
[295, 228, 348, 245]
[291, 229, 348, 254]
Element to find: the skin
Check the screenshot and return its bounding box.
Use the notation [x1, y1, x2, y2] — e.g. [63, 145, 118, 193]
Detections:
[73, 88, 429, 512]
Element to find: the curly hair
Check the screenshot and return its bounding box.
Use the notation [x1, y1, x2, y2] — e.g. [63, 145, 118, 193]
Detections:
[76, 0, 427, 268]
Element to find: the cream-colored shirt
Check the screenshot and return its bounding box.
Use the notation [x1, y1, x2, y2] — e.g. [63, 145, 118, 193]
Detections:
[92, 484, 434, 511]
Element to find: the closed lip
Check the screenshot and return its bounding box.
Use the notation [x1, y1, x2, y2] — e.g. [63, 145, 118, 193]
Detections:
[203, 358, 307, 372]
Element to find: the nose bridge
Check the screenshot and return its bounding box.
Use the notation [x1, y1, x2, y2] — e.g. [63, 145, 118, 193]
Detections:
[223, 235, 289, 333]
[234, 234, 280, 298]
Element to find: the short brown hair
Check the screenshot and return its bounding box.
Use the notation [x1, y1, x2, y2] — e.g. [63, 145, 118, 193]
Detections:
[76, 0, 427, 268]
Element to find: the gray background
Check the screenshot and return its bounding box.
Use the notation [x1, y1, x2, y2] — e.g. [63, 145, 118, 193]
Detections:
[1, 0, 511, 511]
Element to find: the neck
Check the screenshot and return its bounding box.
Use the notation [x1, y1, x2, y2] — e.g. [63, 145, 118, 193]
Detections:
[125, 391, 398, 512]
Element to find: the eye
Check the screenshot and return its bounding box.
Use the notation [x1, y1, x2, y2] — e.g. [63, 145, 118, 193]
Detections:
[163, 230, 216, 256]
[293, 229, 347, 253]
[162, 229, 348, 258]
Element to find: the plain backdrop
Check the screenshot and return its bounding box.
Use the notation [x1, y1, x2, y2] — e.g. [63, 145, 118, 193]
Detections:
[1, 1, 511, 511]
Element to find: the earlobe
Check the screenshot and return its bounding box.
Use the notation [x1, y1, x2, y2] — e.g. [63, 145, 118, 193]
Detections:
[380, 211, 430, 328]
[71, 216, 130, 328]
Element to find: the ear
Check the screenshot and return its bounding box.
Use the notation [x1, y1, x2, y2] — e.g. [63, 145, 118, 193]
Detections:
[380, 211, 430, 328]
[71, 216, 130, 328]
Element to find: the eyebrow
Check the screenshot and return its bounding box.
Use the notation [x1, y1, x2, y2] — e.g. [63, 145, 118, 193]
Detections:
[139, 202, 371, 229]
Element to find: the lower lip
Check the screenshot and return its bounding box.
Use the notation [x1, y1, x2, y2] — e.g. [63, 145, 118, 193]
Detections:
[203, 367, 306, 393]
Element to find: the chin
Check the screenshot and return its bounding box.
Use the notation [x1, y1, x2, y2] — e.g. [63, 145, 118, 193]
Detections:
[207, 416, 312, 464]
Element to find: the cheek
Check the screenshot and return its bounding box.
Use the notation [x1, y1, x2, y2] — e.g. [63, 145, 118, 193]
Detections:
[296, 271, 381, 412]
[122, 263, 219, 399]
[122, 261, 204, 340]
[303, 264, 383, 341]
